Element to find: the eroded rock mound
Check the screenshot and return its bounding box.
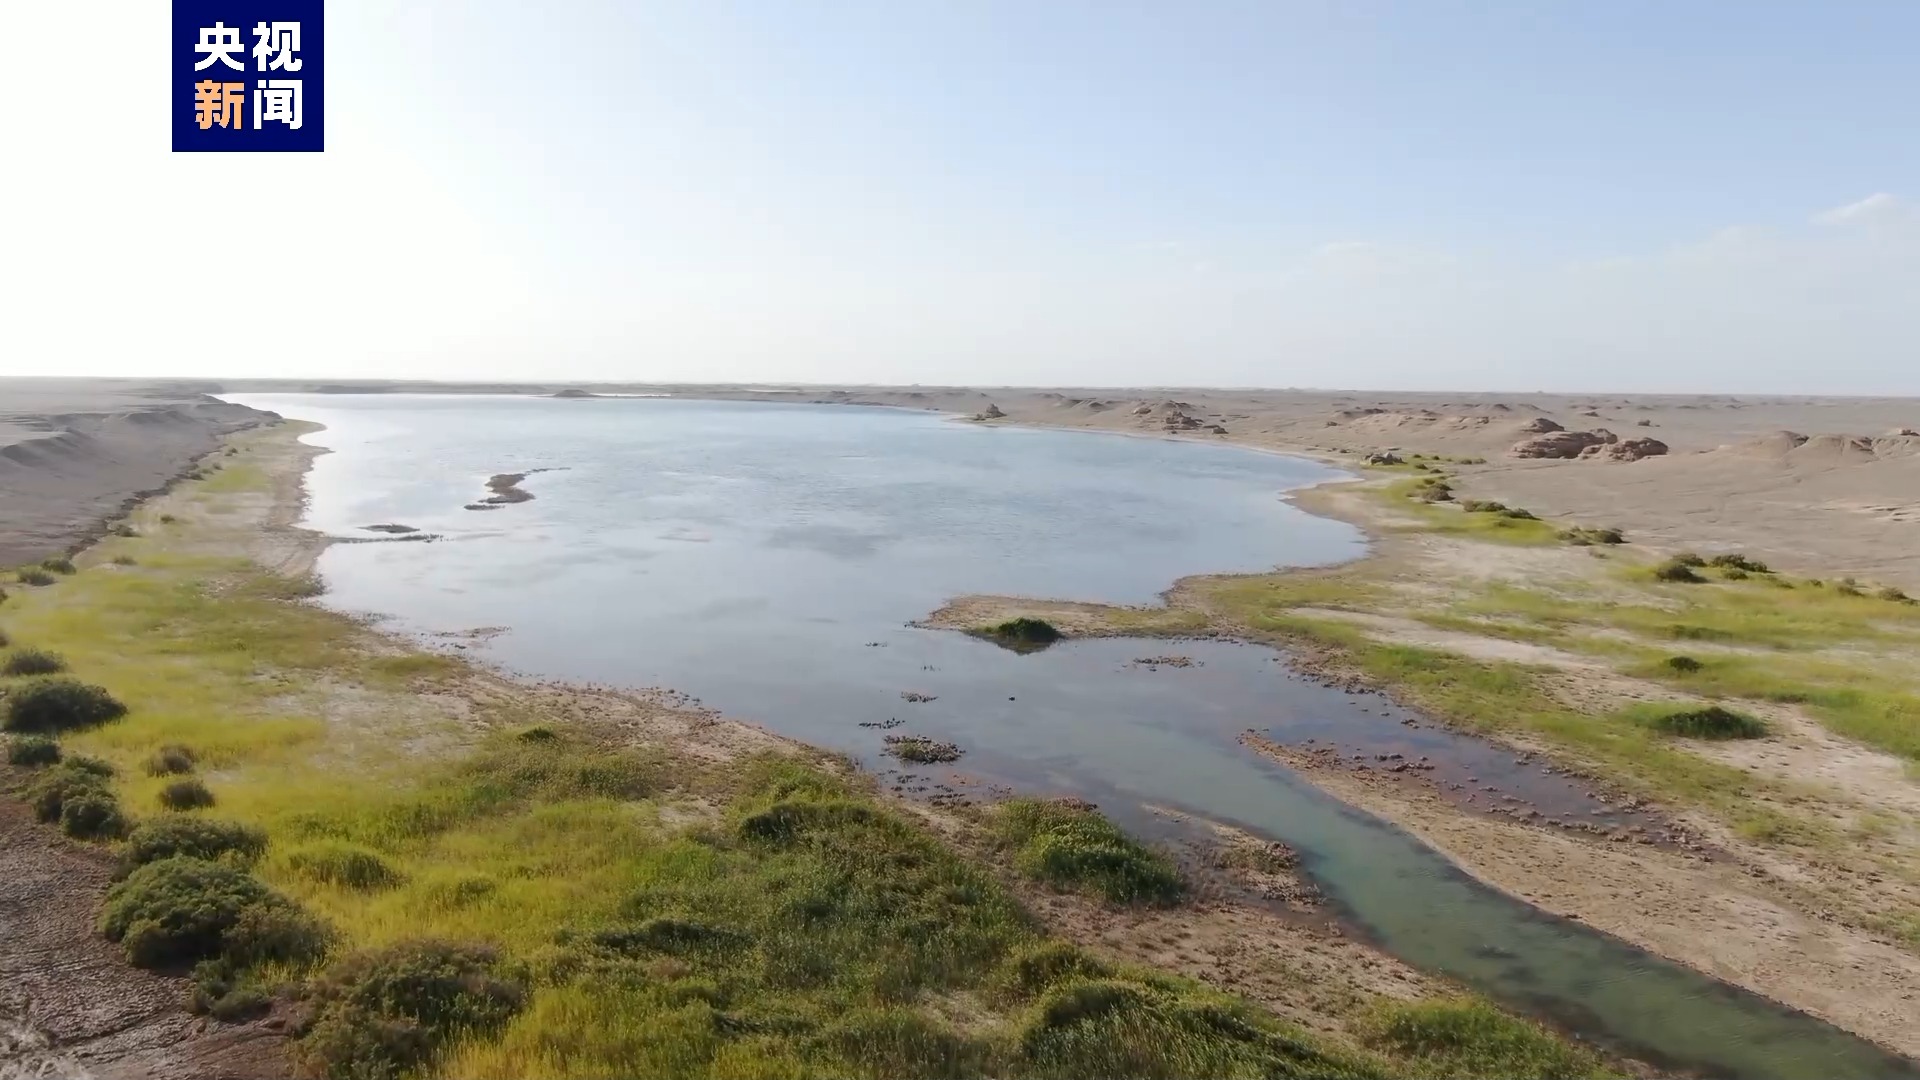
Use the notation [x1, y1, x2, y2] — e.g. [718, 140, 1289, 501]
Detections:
[1511, 430, 1615, 459]
[1588, 437, 1669, 461]
[1519, 417, 1565, 434]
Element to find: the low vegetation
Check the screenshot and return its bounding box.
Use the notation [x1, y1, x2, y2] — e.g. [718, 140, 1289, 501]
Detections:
[100, 855, 330, 969]
[15, 567, 57, 587]
[6, 734, 61, 766]
[299, 940, 525, 1080]
[158, 776, 217, 810]
[2, 677, 128, 733]
[41, 556, 77, 575]
[1559, 526, 1625, 546]
[145, 743, 197, 775]
[882, 734, 962, 763]
[1633, 704, 1769, 740]
[974, 616, 1065, 651]
[121, 816, 269, 874]
[1652, 557, 1705, 583]
[1355, 997, 1613, 1080]
[3, 647, 68, 676]
[285, 840, 405, 890]
[995, 798, 1185, 906]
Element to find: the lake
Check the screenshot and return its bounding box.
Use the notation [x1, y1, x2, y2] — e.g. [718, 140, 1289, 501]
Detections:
[227, 392, 1916, 1080]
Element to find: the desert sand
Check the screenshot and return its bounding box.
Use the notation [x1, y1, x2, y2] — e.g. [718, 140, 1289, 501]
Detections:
[0, 379, 270, 565]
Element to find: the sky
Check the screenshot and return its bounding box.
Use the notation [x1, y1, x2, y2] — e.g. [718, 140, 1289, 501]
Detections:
[2, 1, 1916, 393]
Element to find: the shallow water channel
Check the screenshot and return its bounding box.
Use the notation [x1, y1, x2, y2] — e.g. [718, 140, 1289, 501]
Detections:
[228, 393, 1916, 1078]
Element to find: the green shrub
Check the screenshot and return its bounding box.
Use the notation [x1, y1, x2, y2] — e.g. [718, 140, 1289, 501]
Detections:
[159, 778, 216, 810]
[513, 725, 559, 742]
[1559, 526, 1625, 546]
[121, 817, 268, 874]
[40, 557, 76, 575]
[1640, 705, 1767, 740]
[286, 841, 403, 890]
[1357, 997, 1609, 1080]
[159, 514, 178, 524]
[15, 568, 56, 587]
[0, 587, 8, 608]
[100, 857, 328, 969]
[145, 744, 197, 776]
[2, 648, 67, 676]
[1664, 656, 1703, 675]
[112, 524, 139, 538]
[6, 734, 60, 766]
[996, 799, 1184, 905]
[1498, 507, 1537, 521]
[973, 617, 1064, 652]
[2, 678, 128, 733]
[111, 555, 137, 566]
[28, 759, 114, 822]
[1652, 558, 1705, 584]
[1460, 500, 1508, 514]
[1835, 578, 1864, 597]
[297, 940, 525, 1080]
[1671, 552, 1706, 568]
[1706, 553, 1769, 573]
[61, 790, 129, 840]
[1878, 586, 1913, 603]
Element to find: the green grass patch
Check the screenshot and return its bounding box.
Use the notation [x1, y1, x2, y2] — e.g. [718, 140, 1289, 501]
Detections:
[1356, 997, 1615, 1079]
[1374, 482, 1559, 545]
[994, 799, 1185, 906]
[1628, 704, 1768, 740]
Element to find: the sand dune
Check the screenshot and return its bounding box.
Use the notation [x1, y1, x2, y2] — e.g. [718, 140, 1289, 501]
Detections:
[0, 380, 272, 564]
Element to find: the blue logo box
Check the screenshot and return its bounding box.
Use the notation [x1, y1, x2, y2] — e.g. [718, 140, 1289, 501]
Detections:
[173, 0, 324, 152]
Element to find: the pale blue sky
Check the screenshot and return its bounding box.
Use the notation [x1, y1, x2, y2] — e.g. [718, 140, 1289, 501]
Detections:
[4, 2, 1916, 391]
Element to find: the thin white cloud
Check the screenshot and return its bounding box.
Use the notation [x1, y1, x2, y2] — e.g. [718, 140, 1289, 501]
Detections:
[1814, 192, 1906, 225]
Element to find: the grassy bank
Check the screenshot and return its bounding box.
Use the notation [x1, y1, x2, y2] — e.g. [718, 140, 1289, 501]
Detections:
[0, 425, 1615, 1080]
[937, 465, 1920, 964]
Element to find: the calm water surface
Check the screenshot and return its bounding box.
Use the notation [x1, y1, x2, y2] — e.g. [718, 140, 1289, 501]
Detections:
[229, 394, 1914, 1079]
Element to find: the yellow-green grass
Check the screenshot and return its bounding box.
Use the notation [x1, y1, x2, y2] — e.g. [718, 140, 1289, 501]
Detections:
[1370, 479, 1561, 545]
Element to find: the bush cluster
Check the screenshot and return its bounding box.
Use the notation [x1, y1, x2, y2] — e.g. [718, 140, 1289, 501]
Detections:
[6, 734, 61, 766]
[2, 648, 68, 676]
[297, 940, 525, 1080]
[159, 777, 217, 811]
[100, 856, 330, 969]
[120, 816, 268, 875]
[2, 678, 128, 733]
[1652, 558, 1705, 584]
[28, 758, 128, 840]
